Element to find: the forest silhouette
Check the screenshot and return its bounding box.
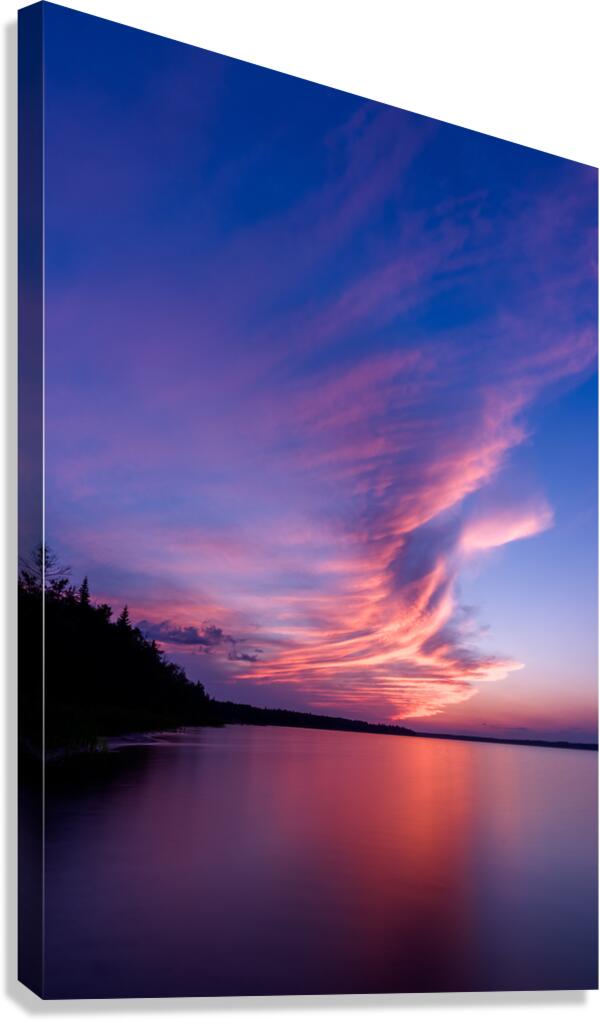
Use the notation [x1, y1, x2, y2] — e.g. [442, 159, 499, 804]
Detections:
[19, 546, 216, 753]
[18, 546, 597, 757]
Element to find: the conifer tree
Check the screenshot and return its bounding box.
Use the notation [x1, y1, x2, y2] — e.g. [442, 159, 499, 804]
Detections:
[117, 605, 131, 629]
[79, 576, 90, 606]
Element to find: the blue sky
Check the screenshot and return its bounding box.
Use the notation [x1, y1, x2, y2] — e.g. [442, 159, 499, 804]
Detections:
[40, 2, 598, 740]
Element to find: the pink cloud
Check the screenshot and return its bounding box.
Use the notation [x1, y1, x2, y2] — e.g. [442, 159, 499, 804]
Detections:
[46, 105, 596, 726]
[461, 503, 554, 553]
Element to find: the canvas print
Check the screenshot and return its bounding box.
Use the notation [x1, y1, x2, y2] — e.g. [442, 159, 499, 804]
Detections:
[18, 1, 598, 1000]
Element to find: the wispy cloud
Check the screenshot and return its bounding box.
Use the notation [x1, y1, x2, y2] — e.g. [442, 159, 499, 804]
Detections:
[45, 56, 597, 728]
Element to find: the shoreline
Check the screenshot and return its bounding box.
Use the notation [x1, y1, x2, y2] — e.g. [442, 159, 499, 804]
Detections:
[408, 729, 598, 752]
[33, 720, 599, 767]
[229, 721, 599, 752]
[211, 700, 598, 752]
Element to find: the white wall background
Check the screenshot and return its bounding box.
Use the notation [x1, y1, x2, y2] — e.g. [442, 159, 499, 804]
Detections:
[1, 1, 598, 1019]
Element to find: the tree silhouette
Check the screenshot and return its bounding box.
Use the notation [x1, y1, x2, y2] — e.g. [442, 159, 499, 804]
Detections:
[117, 605, 131, 629]
[79, 576, 90, 606]
[19, 543, 70, 595]
[19, 545, 214, 752]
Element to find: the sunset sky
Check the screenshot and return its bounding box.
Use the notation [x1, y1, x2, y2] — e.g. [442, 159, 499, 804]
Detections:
[42, 4, 597, 742]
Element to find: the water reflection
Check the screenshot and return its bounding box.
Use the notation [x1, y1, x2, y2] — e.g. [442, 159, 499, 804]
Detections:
[44, 727, 598, 997]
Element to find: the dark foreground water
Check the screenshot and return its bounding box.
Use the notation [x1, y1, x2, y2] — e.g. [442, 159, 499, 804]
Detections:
[44, 725, 598, 998]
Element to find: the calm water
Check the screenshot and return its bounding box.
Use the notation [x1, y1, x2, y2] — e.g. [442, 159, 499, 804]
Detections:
[44, 725, 598, 998]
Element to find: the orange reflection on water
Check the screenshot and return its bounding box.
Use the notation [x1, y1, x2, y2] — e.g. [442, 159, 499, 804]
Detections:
[44, 726, 598, 997]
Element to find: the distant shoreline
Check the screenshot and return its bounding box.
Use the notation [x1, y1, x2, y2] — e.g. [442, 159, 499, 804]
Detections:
[33, 702, 598, 768]
[406, 729, 598, 752]
[212, 700, 598, 752]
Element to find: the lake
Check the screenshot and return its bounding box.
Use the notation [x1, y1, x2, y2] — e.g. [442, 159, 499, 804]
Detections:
[44, 725, 598, 998]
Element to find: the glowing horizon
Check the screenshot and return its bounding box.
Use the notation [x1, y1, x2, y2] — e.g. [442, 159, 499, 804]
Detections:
[41, 7, 598, 741]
